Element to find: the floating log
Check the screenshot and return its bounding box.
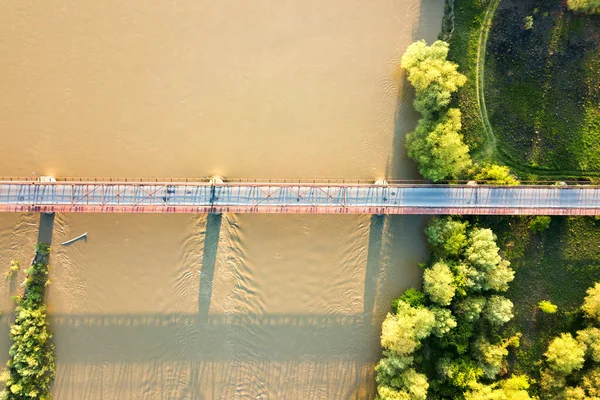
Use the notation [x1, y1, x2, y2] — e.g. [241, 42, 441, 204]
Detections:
[61, 232, 88, 246]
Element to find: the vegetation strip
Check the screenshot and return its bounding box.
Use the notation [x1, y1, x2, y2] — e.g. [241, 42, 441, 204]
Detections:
[1, 244, 55, 400]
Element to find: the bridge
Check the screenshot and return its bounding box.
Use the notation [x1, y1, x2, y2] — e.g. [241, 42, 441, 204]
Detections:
[0, 178, 597, 215]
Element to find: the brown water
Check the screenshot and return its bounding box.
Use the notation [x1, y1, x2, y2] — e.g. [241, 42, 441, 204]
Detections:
[0, 1, 443, 398]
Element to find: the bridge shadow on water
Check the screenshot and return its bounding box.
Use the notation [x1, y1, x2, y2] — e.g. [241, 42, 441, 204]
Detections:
[33, 211, 415, 398]
[198, 213, 221, 321]
[39, 210, 429, 399]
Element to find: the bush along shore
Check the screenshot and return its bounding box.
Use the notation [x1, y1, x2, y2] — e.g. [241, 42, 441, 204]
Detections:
[1, 244, 55, 400]
[376, 215, 600, 398]
[375, 217, 529, 399]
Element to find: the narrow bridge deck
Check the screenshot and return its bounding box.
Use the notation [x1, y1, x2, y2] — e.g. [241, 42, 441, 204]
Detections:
[0, 180, 598, 215]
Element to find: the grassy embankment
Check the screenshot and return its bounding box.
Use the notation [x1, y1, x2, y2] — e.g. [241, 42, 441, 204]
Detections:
[473, 216, 600, 394]
[448, 0, 600, 179]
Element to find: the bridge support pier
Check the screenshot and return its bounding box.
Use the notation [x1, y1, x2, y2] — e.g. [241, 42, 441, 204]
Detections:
[209, 176, 224, 215]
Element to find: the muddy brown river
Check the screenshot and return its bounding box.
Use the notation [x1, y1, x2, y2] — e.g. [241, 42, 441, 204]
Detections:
[0, 1, 443, 398]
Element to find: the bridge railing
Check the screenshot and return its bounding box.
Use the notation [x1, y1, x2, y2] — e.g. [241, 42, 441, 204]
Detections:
[0, 176, 599, 187]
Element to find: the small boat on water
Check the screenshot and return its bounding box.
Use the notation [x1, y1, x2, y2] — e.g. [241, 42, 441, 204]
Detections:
[61, 232, 88, 246]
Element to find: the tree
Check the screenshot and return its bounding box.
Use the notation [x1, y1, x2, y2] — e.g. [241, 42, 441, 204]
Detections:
[483, 296, 514, 326]
[582, 368, 600, 397]
[577, 327, 600, 362]
[472, 335, 520, 379]
[474, 164, 520, 186]
[393, 288, 426, 312]
[377, 369, 429, 400]
[454, 296, 486, 322]
[376, 350, 414, 387]
[406, 108, 472, 182]
[567, 0, 600, 14]
[465, 229, 502, 272]
[538, 300, 558, 314]
[545, 333, 586, 375]
[465, 375, 532, 400]
[425, 217, 469, 257]
[582, 282, 600, 323]
[1, 244, 54, 400]
[473, 337, 509, 379]
[424, 261, 456, 306]
[485, 259, 515, 292]
[381, 301, 436, 356]
[400, 40, 467, 116]
[438, 357, 483, 390]
[377, 385, 411, 400]
[431, 307, 458, 337]
[529, 216, 551, 233]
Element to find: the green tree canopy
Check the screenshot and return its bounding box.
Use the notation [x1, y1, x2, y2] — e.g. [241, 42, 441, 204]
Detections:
[465, 375, 532, 400]
[466, 229, 502, 272]
[485, 260, 515, 292]
[401, 40, 466, 116]
[406, 108, 472, 182]
[577, 327, 600, 362]
[568, 0, 600, 13]
[474, 164, 520, 186]
[381, 301, 435, 356]
[425, 217, 469, 257]
[454, 296, 487, 322]
[544, 333, 586, 375]
[431, 307, 458, 338]
[582, 282, 600, 323]
[424, 261, 456, 306]
[483, 296, 514, 326]
[529, 216, 551, 233]
[376, 350, 414, 388]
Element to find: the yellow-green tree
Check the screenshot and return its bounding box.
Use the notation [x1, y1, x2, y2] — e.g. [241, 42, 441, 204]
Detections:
[568, 0, 600, 13]
[406, 108, 471, 182]
[582, 282, 600, 323]
[544, 333, 586, 375]
[424, 261, 456, 306]
[381, 301, 435, 356]
[401, 40, 467, 116]
[474, 164, 520, 185]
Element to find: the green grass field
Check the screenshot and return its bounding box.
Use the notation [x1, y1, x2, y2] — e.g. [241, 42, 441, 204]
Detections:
[485, 0, 600, 173]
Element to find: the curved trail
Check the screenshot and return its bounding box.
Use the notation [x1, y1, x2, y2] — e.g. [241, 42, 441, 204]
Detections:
[474, 0, 500, 162]
[473, 0, 600, 178]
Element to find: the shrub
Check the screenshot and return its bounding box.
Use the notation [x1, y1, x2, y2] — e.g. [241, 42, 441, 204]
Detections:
[529, 216, 551, 233]
[473, 164, 520, 185]
[538, 300, 558, 314]
[4, 261, 19, 281]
